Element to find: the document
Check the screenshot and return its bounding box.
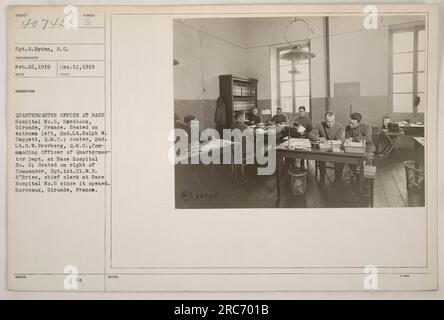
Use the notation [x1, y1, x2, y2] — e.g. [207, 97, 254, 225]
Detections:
[6, 4, 439, 291]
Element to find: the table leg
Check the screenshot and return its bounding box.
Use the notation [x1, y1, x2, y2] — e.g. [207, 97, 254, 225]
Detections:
[276, 154, 283, 207]
[359, 158, 365, 194]
[230, 144, 237, 181]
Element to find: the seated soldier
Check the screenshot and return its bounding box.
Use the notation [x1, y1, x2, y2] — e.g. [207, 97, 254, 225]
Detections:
[290, 120, 308, 138]
[345, 112, 376, 165]
[230, 111, 250, 132]
[271, 107, 289, 124]
[174, 113, 187, 130]
[247, 107, 262, 125]
[174, 113, 188, 144]
[294, 106, 313, 133]
[289, 120, 309, 169]
[309, 111, 345, 184]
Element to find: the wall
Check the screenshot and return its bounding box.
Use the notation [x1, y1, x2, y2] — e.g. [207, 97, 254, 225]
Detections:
[174, 17, 327, 128]
[174, 15, 426, 140]
[329, 15, 425, 128]
[328, 15, 425, 147]
[245, 17, 326, 123]
[173, 19, 247, 129]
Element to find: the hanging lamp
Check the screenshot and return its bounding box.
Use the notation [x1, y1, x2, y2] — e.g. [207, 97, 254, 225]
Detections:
[280, 18, 316, 74]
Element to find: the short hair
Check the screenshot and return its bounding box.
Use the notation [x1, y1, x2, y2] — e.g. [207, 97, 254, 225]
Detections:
[325, 111, 335, 118]
[350, 112, 362, 122]
[298, 106, 306, 111]
[234, 111, 245, 121]
[184, 115, 196, 124]
[277, 107, 282, 111]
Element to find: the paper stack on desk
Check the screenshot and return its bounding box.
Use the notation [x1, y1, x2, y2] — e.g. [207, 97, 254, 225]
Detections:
[287, 138, 311, 149]
[200, 139, 232, 152]
[343, 141, 366, 154]
[320, 140, 343, 151]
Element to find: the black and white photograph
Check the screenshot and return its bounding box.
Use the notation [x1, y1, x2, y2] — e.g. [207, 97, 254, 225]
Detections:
[3, 2, 440, 295]
[173, 15, 427, 209]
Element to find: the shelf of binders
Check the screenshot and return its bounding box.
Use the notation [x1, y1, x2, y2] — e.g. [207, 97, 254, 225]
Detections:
[233, 98, 256, 111]
[219, 75, 258, 128]
[232, 83, 256, 97]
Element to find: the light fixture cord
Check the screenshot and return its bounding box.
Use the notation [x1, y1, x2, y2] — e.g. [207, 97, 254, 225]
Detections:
[198, 31, 206, 100]
[284, 17, 312, 47]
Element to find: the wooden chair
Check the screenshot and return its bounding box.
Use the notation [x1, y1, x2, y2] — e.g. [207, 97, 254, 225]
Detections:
[314, 161, 336, 181]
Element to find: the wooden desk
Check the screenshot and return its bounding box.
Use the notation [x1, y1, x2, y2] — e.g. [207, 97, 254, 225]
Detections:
[398, 123, 424, 137]
[175, 139, 238, 194]
[413, 136, 425, 147]
[175, 139, 236, 164]
[275, 139, 365, 207]
[413, 137, 425, 163]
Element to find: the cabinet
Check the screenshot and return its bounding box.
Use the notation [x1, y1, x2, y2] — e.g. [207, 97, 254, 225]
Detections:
[219, 75, 258, 128]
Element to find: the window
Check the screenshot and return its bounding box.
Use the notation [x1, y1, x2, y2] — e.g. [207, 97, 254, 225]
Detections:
[390, 26, 425, 114]
[278, 43, 311, 113]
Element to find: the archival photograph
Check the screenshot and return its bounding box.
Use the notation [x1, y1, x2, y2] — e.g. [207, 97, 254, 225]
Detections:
[173, 15, 426, 209]
[5, 3, 439, 294]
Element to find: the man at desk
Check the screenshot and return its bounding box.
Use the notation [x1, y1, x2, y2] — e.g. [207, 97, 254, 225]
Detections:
[231, 111, 250, 132]
[310, 111, 345, 184]
[345, 112, 375, 164]
[271, 107, 289, 124]
[174, 113, 188, 144]
[174, 113, 187, 128]
[294, 106, 313, 133]
[247, 107, 262, 125]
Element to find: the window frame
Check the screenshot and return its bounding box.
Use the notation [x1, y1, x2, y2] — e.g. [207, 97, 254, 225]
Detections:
[389, 24, 426, 117]
[277, 41, 312, 115]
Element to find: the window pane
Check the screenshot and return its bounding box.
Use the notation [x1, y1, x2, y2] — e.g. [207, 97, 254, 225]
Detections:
[417, 72, 425, 92]
[279, 44, 311, 115]
[295, 97, 310, 112]
[294, 64, 309, 81]
[280, 97, 293, 113]
[418, 30, 425, 51]
[393, 73, 413, 93]
[417, 93, 425, 113]
[280, 60, 291, 67]
[393, 32, 414, 53]
[295, 59, 309, 65]
[280, 81, 292, 97]
[295, 80, 310, 97]
[393, 52, 413, 73]
[279, 66, 292, 82]
[417, 51, 425, 72]
[393, 93, 413, 113]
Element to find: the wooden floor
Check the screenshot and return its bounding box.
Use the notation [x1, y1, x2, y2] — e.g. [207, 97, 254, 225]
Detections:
[175, 149, 424, 209]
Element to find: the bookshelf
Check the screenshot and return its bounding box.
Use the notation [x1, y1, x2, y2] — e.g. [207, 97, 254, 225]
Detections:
[219, 75, 258, 128]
